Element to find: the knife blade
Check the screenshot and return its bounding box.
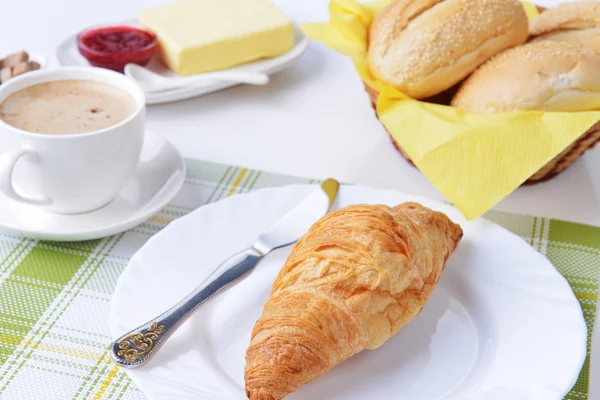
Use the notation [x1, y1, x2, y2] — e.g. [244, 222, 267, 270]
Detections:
[110, 179, 339, 368]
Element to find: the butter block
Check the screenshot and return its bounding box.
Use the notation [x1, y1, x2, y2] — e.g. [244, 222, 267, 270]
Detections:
[140, 0, 295, 75]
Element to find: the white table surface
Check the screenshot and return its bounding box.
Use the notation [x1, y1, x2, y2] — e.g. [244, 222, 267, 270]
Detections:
[2, 0, 598, 397]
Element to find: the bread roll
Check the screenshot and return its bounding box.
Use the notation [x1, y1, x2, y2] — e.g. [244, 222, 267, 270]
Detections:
[367, 0, 528, 99]
[451, 41, 600, 113]
[529, 2, 600, 55]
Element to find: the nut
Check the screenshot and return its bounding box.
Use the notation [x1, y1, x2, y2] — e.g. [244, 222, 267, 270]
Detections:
[12, 62, 29, 76]
[13, 61, 39, 77]
[0, 53, 39, 84]
[3, 51, 29, 68]
[0, 66, 13, 84]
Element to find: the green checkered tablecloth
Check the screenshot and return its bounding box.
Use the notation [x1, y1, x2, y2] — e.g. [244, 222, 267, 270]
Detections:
[0, 159, 598, 399]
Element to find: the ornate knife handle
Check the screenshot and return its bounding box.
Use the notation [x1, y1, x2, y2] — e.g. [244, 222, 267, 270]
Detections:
[110, 247, 263, 368]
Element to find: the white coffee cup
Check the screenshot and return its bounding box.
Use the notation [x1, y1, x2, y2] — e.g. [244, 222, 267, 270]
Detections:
[0, 67, 145, 214]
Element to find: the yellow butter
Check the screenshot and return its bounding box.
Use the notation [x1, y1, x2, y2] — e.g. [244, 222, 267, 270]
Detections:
[140, 0, 295, 75]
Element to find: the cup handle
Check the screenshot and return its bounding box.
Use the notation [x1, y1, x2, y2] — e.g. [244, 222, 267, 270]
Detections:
[0, 147, 52, 206]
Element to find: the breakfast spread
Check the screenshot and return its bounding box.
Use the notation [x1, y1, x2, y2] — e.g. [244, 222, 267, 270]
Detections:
[529, 1, 600, 55]
[139, 0, 295, 75]
[367, 0, 528, 99]
[245, 203, 462, 400]
[0, 50, 40, 83]
[78, 26, 158, 72]
[0, 80, 136, 134]
[0, 1, 596, 399]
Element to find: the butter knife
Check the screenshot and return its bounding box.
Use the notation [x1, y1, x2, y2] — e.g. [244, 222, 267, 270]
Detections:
[110, 179, 339, 368]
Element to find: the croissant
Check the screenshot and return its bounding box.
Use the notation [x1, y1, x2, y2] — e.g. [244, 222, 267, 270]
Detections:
[244, 202, 463, 400]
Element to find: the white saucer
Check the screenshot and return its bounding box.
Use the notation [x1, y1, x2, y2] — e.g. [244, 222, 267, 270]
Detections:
[56, 20, 309, 104]
[0, 130, 185, 241]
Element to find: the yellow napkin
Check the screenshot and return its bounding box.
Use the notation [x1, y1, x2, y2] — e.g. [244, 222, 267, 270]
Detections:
[302, 0, 600, 220]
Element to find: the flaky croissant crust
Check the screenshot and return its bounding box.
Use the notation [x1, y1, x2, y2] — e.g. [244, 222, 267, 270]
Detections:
[245, 203, 462, 400]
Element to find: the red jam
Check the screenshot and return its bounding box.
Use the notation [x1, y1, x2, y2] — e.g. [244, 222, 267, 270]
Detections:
[78, 26, 158, 73]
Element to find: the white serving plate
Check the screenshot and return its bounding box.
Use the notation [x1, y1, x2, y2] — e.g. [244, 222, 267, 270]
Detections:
[56, 20, 309, 104]
[109, 185, 587, 400]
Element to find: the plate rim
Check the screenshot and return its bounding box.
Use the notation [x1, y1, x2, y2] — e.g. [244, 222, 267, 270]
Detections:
[109, 183, 588, 399]
[0, 130, 186, 241]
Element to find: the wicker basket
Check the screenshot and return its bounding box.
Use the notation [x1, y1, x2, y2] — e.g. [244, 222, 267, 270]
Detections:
[364, 84, 600, 184]
[362, 5, 600, 184]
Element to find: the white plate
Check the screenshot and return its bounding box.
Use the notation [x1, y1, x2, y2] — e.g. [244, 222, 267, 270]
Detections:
[0, 130, 185, 241]
[108, 185, 587, 400]
[56, 20, 309, 104]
